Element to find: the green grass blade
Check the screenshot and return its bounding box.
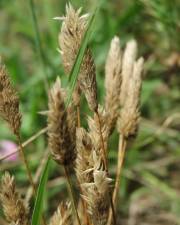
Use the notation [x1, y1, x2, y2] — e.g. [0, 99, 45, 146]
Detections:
[65, 0, 104, 108]
[31, 156, 51, 225]
[29, 0, 49, 92]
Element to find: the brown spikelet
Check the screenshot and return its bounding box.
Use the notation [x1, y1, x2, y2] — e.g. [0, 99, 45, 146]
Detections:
[47, 77, 76, 165]
[76, 127, 94, 185]
[58, 4, 98, 111]
[0, 60, 21, 135]
[88, 106, 109, 151]
[118, 57, 144, 138]
[49, 202, 72, 225]
[0, 172, 29, 225]
[82, 151, 111, 225]
[105, 36, 122, 134]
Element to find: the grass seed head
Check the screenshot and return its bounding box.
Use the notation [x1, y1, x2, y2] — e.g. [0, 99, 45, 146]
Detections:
[48, 77, 76, 165]
[49, 202, 72, 225]
[0, 60, 21, 136]
[76, 127, 94, 185]
[118, 56, 144, 138]
[105, 36, 122, 134]
[120, 40, 138, 105]
[88, 106, 109, 151]
[59, 4, 98, 111]
[0, 172, 29, 225]
[82, 151, 111, 225]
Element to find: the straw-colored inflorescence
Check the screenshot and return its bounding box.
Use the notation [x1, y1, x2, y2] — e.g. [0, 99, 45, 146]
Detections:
[87, 106, 110, 155]
[0, 172, 29, 225]
[105, 36, 122, 134]
[48, 77, 76, 165]
[76, 127, 94, 185]
[82, 151, 111, 225]
[49, 202, 72, 225]
[58, 4, 98, 112]
[0, 59, 21, 136]
[120, 40, 138, 106]
[118, 40, 144, 138]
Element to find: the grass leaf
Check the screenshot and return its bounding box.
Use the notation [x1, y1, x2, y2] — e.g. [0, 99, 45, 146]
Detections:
[65, 0, 104, 108]
[31, 156, 51, 225]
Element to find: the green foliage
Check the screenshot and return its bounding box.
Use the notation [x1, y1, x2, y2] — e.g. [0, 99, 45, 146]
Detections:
[31, 157, 51, 225]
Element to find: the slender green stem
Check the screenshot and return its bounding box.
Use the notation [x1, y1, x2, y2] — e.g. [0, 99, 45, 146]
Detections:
[29, 0, 49, 92]
[63, 166, 81, 225]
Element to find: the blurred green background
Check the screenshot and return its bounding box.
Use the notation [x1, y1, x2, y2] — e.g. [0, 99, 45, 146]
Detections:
[0, 0, 180, 224]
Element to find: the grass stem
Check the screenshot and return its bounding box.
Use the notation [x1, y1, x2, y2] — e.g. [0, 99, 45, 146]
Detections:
[17, 134, 36, 194]
[95, 110, 116, 225]
[77, 105, 81, 127]
[107, 135, 127, 225]
[63, 166, 81, 225]
[0, 127, 48, 162]
[17, 134, 47, 225]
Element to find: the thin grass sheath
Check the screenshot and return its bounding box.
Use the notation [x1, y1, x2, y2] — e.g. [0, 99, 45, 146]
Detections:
[58, 4, 98, 112]
[0, 172, 29, 225]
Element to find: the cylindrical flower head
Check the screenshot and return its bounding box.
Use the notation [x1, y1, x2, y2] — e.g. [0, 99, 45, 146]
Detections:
[0, 60, 21, 136]
[88, 105, 109, 151]
[120, 40, 137, 105]
[48, 77, 76, 165]
[0, 172, 29, 225]
[58, 4, 98, 112]
[76, 127, 94, 185]
[82, 151, 111, 225]
[105, 36, 122, 134]
[118, 57, 144, 138]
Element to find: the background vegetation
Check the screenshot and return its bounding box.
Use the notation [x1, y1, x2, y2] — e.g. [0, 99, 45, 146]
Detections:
[0, 0, 180, 224]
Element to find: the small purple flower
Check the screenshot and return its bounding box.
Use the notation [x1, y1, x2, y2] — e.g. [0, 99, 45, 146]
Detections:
[0, 140, 18, 161]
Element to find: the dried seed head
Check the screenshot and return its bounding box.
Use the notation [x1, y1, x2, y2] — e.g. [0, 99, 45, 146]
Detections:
[58, 4, 98, 111]
[48, 77, 76, 165]
[118, 57, 144, 138]
[76, 127, 94, 185]
[49, 202, 72, 225]
[59, 4, 88, 74]
[0, 172, 29, 225]
[88, 106, 109, 151]
[82, 151, 111, 225]
[0, 60, 21, 136]
[120, 40, 137, 105]
[105, 36, 122, 134]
